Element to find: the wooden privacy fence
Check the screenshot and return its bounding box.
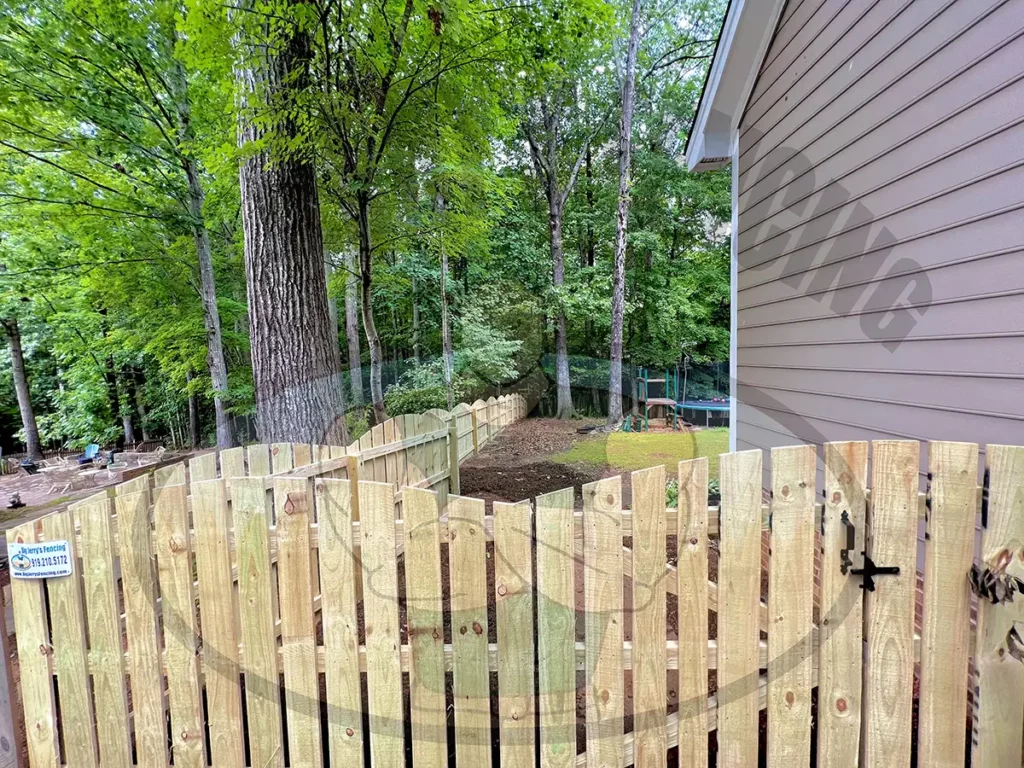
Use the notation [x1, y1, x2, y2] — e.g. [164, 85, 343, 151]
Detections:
[5, 435, 1021, 768]
[1, 393, 526, 768]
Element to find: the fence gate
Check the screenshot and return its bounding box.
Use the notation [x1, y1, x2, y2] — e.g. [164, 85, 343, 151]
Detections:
[817, 440, 1020, 768]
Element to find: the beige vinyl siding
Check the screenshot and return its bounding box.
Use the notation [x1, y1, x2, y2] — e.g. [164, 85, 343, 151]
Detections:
[734, 0, 1024, 472]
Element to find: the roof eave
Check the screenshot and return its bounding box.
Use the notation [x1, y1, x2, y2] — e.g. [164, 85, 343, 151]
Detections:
[685, 0, 788, 173]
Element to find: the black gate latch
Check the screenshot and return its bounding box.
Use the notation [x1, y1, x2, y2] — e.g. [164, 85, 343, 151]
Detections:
[850, 556, 901, 592]
[840, 511, 855, 574]
[839, 510, 900, 590]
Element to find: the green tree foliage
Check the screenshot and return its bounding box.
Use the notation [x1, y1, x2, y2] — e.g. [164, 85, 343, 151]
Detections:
[0, 0, 729, 449]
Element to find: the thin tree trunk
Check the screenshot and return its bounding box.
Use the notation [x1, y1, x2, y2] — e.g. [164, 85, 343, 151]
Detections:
[120, 374, 137, 445]
[585, 144, 596, 268]
[325, 255, 341, 357]
[391, 307, 399, 371]
[186, 370, 201, 448]
[132, 369, 151, 442]
[102, 356, 125, 448]
[344, 249, 364, 420]
[356, 193, 387, 425]
[608, 0, 642, 426]
[122, 413, 136, 446]
[525, 95, 597, 421]
[2, 318, 42, 460]
[549, 199, 573, 419]
[235, 12, 347, 445]
[436, 192, 455, 410]
[184, 161, 235, 448]
[137, 395, 151, 442]
[412, 275, 421, 366]
[168, 35, 236, 449]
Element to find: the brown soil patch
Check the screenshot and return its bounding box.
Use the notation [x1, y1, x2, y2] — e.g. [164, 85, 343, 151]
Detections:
[463, 418, 604, 468]
[459, 461, 603, 511]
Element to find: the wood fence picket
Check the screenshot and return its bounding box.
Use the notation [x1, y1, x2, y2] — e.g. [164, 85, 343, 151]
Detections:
[7, 414, 1021, 768]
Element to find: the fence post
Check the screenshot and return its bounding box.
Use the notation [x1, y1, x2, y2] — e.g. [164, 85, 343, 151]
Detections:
[471, 408, 479, 455]
[448, 414, 461, 496]
[346, 453, 361, 522]
[0, 584, 23, 768]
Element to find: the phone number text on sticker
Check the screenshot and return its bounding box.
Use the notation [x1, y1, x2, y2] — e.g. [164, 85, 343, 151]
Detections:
[8, 541, 73, 579]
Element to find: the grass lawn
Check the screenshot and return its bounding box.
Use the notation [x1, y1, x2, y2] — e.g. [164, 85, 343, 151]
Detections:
[553, 428, 730, 477]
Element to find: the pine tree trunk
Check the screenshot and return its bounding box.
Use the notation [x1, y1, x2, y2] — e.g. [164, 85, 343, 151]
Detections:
[2, 318, 42, 460]
[235, 13, 347, 445]
[344, 249, 365, 419]
[549, 200, 573, 419]
[608, 0, 642, 426]
[356, 193, 387, 425]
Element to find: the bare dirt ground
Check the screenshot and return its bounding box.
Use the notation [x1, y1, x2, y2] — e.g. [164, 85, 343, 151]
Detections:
[460, 418, 636, 509]
[463, 417, 606, 466]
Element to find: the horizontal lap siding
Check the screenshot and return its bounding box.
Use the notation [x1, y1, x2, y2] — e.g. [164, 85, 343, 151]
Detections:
[735, 0, 1024, 466]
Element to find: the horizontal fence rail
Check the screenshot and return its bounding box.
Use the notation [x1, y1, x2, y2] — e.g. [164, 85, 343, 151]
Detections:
[3, 432, 1016, 768]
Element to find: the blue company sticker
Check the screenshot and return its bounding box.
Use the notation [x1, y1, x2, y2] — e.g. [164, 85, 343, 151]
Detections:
[8, 540, 73, 580]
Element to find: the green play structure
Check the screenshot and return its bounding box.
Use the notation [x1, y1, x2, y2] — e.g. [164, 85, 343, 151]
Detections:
[623, 366, 730, 431]
[624, 367, 679, 431]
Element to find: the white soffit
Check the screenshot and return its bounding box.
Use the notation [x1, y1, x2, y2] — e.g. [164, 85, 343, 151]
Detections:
[686, 0, 787, 172]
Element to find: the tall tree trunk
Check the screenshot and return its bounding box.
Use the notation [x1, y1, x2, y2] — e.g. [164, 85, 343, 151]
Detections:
[356, 193, 387, 425]
[186, 370, 201, 448]
[549, 199, 573, 419]
[184, 162, 235, 448]
[1, 318, 42, 460]
[608, 0, 642, 426]
[436, 192, 455, 411]
[168, 33, 236, 449]
[344, 249, 364, 420]
[235, 12, 347, 445]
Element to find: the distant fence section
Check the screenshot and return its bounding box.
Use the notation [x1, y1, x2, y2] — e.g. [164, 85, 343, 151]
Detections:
[0, 450, 71, 476]
[0, 393, 525, 768]
[3, 425, 1011, 768]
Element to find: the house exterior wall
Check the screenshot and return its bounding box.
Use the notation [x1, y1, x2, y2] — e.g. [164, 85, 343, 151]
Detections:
[734, 0, 1024, 476]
